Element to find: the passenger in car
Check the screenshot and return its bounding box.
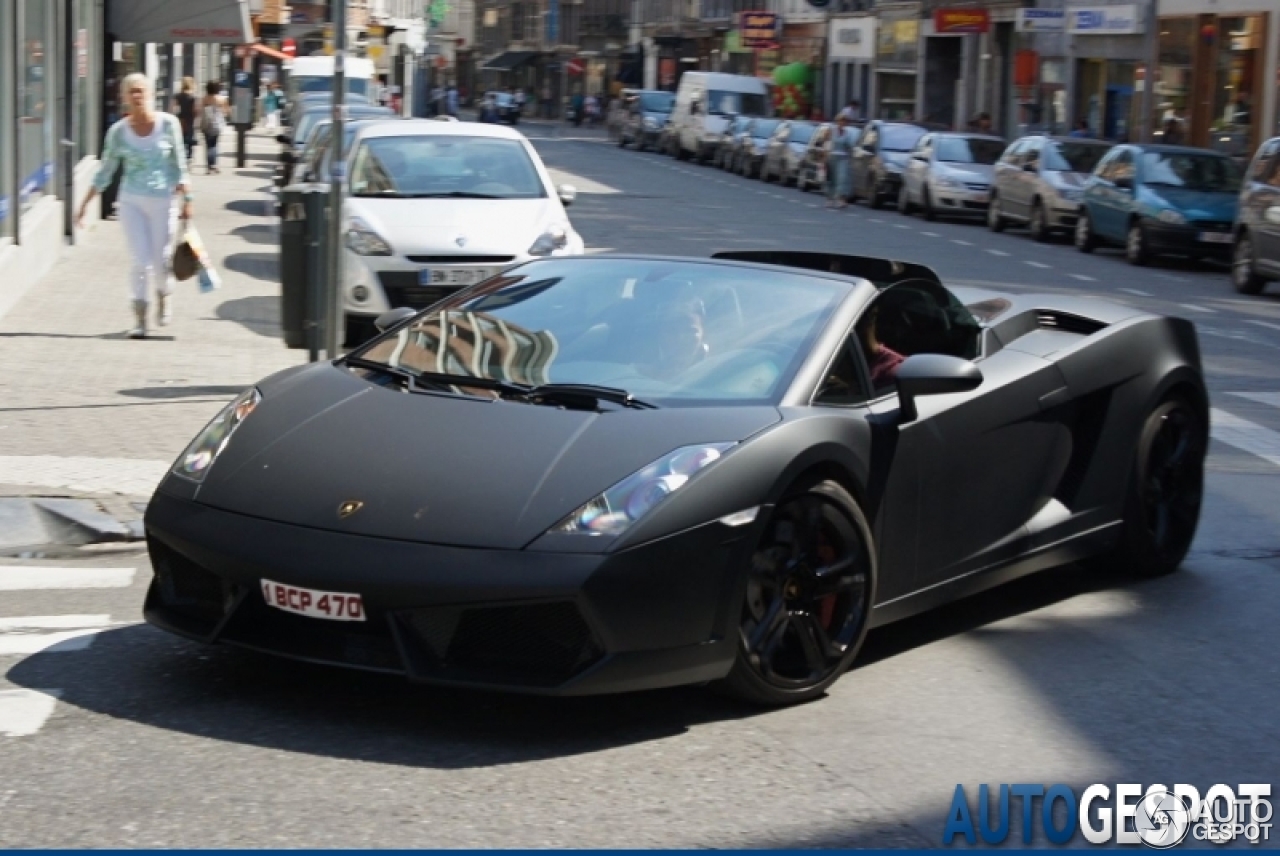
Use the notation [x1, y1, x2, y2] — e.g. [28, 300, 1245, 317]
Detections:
[858, 305, 905, 390]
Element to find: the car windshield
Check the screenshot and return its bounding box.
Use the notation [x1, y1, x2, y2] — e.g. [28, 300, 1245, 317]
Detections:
[789, 123, 817, 144]
[1140, 151, 1242, 193]
[707, 91, 768, 117]
[881, 124, 927, 152]
[1043, 141, 1111, 173]
[350, 135, 546, 199]
[354, 258, 850, 405]
[295, 76, 371, 97]
[640, 92, 675, 113]
[294, 112, 328, 147]
[751, 119, 780, 139]
[936, 137, 1005, 164]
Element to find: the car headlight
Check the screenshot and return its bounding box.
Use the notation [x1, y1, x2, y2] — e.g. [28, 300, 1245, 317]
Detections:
[528, 225, 569, 256]
[346, 215, 393, 256]
[173, 388, 261, 483]
[1156, 209, 1186, 225]
[1053, 187, 1082, 202]
[935, 175, 963, 190]
[551, 443, 735, 537]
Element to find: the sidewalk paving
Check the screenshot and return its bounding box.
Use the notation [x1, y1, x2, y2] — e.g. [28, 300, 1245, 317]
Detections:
[0, 129, 303, 549]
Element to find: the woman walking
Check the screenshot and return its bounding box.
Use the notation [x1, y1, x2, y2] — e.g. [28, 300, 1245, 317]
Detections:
[171, 77, 197, 161]
[76, 72, 192, 339]
[200, 80, 229, 174]
[826, 114, 855, 209]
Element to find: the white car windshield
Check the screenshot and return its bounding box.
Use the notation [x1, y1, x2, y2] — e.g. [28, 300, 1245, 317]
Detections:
[350, 136, 547, 199]
[295, 76, 371, 97]
[355, 258, 850, 405]
[936, 137, 1005, 165]
[1140, 152, 1242, 193]
[707, 91, 768, 117]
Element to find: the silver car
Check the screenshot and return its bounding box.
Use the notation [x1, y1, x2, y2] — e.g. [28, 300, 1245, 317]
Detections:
[898, 133, 1006, 221]
[988, 135, 1114, 241]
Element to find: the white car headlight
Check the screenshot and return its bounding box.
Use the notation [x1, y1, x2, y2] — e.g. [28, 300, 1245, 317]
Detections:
[1157, 209, 1186, 225]
[551, 443, 735, 537]
[173, 388, 261, 483]
[1053, 186, 1082, 202]
[346, 215, 393, 256]
[528, 225, 569, 256]
[934, 175, 963, 190]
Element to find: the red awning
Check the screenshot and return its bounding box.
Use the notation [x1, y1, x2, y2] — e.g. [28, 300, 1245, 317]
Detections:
[251, 43, 291, 62]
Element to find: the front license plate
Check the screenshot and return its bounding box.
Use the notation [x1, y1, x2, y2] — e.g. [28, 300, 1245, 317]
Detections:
[419, 267, 494, 286]
[972, 192, 990, 203]
[261, 579, 366, 622]
[1198, 231, 1232, 244]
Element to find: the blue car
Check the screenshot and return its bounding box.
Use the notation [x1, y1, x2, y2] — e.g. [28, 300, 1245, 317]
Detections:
[1074, 144, 1243, 265]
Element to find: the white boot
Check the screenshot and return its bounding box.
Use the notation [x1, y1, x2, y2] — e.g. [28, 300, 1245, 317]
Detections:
[130, 300, 149, 339]
[157, 292, 172, 326]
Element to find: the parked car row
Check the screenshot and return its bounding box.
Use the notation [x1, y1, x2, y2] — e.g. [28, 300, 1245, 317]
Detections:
[617, 108, 1280, 296]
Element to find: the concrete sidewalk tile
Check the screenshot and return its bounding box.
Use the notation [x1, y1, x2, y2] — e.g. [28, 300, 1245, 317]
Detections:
[0, 129, 303, 494]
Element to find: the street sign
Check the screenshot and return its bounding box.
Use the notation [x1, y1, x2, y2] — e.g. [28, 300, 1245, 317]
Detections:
[567, 58, 584, 75]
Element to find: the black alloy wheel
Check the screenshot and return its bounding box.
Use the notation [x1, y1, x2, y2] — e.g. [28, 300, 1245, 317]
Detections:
[987, 193, 1006, 232]
[1233, 231, 1266, 295]
[717, 480, 875, 706]
[1029, 200, 1049, 242]
[1075, 210, 1097, 253]
[1096, 395, 1206, 577]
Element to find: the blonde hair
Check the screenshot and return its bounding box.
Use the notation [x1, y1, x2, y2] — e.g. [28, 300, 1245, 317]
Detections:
[180, 76, 195, 94]
[119, 72, 154, 106]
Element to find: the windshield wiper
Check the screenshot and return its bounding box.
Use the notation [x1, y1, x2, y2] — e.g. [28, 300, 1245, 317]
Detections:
[405, 191, 504, 199]
[524, 383, 657, 410]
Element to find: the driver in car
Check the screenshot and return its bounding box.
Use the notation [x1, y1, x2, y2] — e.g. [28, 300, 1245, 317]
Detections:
[635, 299, 709, 380]
[859, 304, 905, 390]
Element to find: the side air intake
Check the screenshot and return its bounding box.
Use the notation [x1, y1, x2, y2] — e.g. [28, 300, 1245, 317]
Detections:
[1036, 311, 1107, 336]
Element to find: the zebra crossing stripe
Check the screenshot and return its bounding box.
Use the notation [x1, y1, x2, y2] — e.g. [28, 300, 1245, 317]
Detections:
[1210, 408, 1280, 469]
[0, 615, 122, 656]
[0, 567, 135, 591]
[0, 689, 61, 738]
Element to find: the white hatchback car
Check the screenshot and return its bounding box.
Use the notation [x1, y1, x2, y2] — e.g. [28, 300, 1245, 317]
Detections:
[340, 120, 584, 343]
[898, 132, 1007, 221]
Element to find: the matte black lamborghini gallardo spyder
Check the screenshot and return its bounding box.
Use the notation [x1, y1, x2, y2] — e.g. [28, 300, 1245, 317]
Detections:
[144, 251, 1208, 705]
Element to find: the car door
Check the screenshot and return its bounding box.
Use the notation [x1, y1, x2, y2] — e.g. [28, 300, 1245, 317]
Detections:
[1249, 143, 1280, 273]
[1090, 148, 1133, 241]
[767, 122, 790, 177]
[852, 124, 878, 197]
[854, 281, 1073, 593]
[993, 139, 1025, 217]
[1011, 138, 1042, 219]
[904, 135, 931, 204]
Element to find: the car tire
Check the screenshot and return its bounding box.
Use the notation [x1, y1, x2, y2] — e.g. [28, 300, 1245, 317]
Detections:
[714, 478, 876, 707]
[897, 183, 914, 215]
[797, 173, 807, 193]
[987, 193, 1006, 232]
[1075, 209, 1097, 253]
[1232, 231, 1267, 295]
[921, 187, 937, 221]
[1126, 219, 1151, 266]
[867, 181, 885, 209]
[1089, 393, 1206, 578]
[1028, 200, 1049, 242]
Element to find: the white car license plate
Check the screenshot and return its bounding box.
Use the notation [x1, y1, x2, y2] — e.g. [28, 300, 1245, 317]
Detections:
[1198, 231, 1232, 244]
[419, 268, 494, 286]
[261, 579, 366, 622]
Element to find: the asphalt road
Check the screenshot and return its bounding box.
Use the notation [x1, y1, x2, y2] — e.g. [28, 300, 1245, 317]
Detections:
[2, 124, 1279, 849]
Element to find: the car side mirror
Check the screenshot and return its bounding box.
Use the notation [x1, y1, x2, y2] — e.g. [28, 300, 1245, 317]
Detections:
[895, 354, 983, 423]
[1023, 161, 1038, 172]
[558, 184, 577, 206]
[1115, 176, 1134, 190]
[374, 306, 417, 332]
[276, 134, 290, 145]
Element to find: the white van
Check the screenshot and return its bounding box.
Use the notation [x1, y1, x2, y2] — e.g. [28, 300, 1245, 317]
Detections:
[287, 56, 377, 102]
[670, 72, 771, 162]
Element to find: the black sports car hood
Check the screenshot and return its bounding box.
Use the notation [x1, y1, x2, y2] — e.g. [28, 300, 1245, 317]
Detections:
[192, 364, 780, 549]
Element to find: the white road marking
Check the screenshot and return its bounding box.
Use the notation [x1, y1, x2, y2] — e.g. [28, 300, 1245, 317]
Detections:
[1229, 392, 1280, 409]
[0, 456, 168, 496]
[0, 567, 136, 591]
[1156, 273, 1188, 283]
[868, 218, 884, 224]
[1025, 261, 1050, 269]
[544, 169, 620, 194]
[0, 689, 61, 738]
[894, 223, 910, 229]
[1119, 287, 1151, 295]
[1179, 303, 1215, 313]
[1247, 320, 1280, 333]
[987, 249, 1010, 257]
[921, 231, 940, 237]
[0, 615, 112, 630]
[1072, 274, 1098, 282]
[952, 239, 973, 246]
[0, 627, 108, 656]
[1210, 408, 1280, 468]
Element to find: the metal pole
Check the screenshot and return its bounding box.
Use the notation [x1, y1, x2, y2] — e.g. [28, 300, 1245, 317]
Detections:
[326, 0, 348, 359]
[1137, 0, 1156, 143]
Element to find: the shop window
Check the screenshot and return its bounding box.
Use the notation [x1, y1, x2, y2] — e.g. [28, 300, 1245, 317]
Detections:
[1154, 18, 1193, 136]
[1, 0, 14, 241]
[18, 0, 54, 213]
[75, 0, 99, 161]
[1211, 16, 1262, 156]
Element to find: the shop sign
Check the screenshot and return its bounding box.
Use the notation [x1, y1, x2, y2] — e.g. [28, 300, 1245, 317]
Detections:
[1068, 5, 1144, 35]
[1016, 9, 1064, 33]
[828, 18, 875, 61]
[740, 12, 780, 48]
[934, 8, 990, 35]
[876, 14, 919, 69]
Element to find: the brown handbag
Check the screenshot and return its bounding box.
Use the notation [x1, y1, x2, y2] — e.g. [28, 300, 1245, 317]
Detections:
[170, 236, 200, 281]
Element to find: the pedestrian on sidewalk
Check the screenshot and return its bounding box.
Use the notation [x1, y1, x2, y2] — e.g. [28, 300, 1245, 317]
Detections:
[199, 80, 229, 174]
[75, 72, 192, 339]
[263, 82, 283, 129]
[826, 114, 854, 209]
[171, 77, 197, 161]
